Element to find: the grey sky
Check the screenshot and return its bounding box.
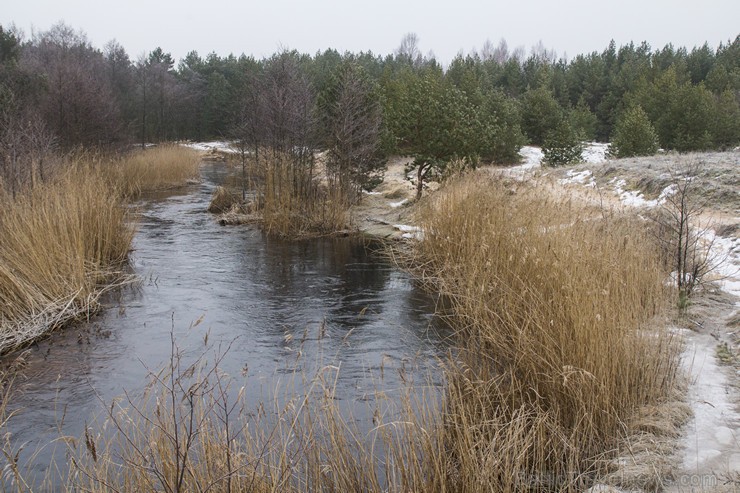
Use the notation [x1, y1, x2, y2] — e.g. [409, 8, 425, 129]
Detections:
[2, 0, 738, 64]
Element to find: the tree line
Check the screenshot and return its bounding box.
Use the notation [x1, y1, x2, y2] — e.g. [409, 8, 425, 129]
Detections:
[1, 23, 738, 196]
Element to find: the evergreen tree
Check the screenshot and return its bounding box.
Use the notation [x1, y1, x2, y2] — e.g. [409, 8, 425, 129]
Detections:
[712, 89, 740, 149]
[542, 120, 583, 166]
[568, 97, 598, 141]
[520, 87, 563, 145]
[608, 105, 659, 158]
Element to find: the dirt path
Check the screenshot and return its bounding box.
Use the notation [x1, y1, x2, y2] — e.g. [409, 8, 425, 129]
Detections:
[352, 156, 423, 240]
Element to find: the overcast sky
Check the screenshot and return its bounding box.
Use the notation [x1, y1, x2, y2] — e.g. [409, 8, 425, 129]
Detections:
[2, 0, 739, 64]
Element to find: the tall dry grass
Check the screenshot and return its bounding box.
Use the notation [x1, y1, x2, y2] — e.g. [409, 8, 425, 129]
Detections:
[110, 145, 200, 197]
[55, 331, 444, 493]
[2, 170, 683, 492]
[410, 173, 680, 489]
[0, 164, 135, 353]
[0, 145, 199, 352]
[258, 152, 349, 238]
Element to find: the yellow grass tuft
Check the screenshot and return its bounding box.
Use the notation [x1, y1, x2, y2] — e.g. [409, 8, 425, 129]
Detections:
[0, 163, 135, 354]
[207, 186, 240, 213]
[110, 144, 201, 197]
[409, 173, 680, 489]
[258, 151, 349, 238]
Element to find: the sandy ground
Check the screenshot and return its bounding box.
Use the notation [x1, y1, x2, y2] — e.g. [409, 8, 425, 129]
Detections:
[351, 156, 427, 240]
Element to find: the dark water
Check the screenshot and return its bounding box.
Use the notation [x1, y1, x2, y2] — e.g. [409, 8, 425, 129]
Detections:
[2, 163, 447, 481]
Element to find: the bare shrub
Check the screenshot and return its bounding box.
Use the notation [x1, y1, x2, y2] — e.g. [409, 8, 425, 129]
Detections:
[0, 96, 59, 197]
[650, 161, 723, 305]
[258, 151, 348, 238]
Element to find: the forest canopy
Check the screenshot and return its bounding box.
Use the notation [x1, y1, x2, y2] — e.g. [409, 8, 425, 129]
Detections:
[1, 23, 738, 165]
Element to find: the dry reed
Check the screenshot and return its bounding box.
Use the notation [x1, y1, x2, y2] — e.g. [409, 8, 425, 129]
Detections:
[0, 164, 135, 354]
[409, 173, 681, 490]
[207, 186, 240, 213]
[58, 330, 445, 493]
[0, 145, 200, 352]
[257, 151, 349, 238]
[110, 145, 200, 197]
[1, 170, 684, 493]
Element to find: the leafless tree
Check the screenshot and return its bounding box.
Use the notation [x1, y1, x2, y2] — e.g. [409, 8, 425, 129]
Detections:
[323, 62, 384, 203]
[530, 40, 558, 64]
[0, 93, 57, 196]
[256, 51, 319, 199]
[21, 22, 121, 147]
[395, 32, 423, 67]
[653, 161, 723, 305]
[481, 38, 510, 64]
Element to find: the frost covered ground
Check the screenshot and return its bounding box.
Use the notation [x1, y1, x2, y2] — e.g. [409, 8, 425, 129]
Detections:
[519, 146, 740, 488]
[181, 140, 238, 153]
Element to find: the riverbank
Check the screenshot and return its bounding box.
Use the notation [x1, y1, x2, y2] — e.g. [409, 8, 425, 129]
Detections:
[0, 146, 201, 355]
[494, 147, 740, 489]
[353, 146, 740, 489]
[0, 160, 445, 492]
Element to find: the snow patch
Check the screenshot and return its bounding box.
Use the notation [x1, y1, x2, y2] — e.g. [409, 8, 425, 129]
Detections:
[389, 199, 409, 208]
[704, 231, 740, 299]
[581, 142, 609, 164]
[679, 331, 740, 472]
[394, 224, 423, 240]
[558, 169, 595, 187]
[181, 141, 238, 154]
[609, 178, 676, 208]
[508, 142, 606, 178]
[518, 146, 544, 168]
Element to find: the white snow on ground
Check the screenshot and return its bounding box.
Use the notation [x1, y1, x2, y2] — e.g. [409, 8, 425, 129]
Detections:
[518, 145, 544, 168]
[393, 224, 423, 240]
[181, 141, 238, 153]
[609, 178, 677, 208]
[704, 230, 740, 299]
[507, 143, 608, 178]
[389, 199, 409, 208]
[558, 169, 595, 187]
[581, 142, 609, 164]
[502, 146, 543, 178]
[679, 330, 740, 474]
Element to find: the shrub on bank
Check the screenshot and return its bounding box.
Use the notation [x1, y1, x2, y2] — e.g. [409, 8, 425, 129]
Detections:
[542, 120, 585, 166]
[413, 174, 678, 488]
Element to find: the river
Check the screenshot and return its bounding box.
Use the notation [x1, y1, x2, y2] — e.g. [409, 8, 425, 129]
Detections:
[2, 162, 447, 484]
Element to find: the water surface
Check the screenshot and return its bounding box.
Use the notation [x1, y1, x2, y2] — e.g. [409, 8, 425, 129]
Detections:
[3, 162, 447, 481]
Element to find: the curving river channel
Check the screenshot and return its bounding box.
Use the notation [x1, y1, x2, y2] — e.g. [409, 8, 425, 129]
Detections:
[3, 162, 448, 483]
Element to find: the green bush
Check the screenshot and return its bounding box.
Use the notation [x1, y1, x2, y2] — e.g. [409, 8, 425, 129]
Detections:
[609, 105, 659, 158]
[542, 120, 584, 166]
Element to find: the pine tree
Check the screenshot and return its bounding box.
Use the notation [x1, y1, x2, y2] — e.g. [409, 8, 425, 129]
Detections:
[609, 105, 659, 158]
[542, 120, 584, 166]
[520, 87, 563, 145]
